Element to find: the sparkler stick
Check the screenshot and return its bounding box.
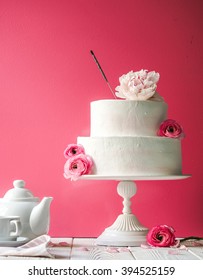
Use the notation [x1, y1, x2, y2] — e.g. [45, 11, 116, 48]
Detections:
[90, 50, 116, 99]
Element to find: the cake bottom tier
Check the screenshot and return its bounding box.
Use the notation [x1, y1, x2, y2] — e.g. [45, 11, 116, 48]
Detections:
[77, 136, 182, 176]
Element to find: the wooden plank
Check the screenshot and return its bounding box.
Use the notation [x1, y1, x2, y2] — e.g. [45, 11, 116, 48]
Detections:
[70, 238, 135, 260]
[130, 247, 200, 260]
[187, 247, 203, 260]
[0, 238, 202, 260]
[0, 256, 49, 260]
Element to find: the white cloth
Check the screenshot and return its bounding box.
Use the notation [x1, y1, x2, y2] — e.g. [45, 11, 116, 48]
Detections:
[0, 235, 54, 258]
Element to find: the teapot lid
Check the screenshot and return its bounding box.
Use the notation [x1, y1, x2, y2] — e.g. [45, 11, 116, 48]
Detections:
[3, 180, 39, 202]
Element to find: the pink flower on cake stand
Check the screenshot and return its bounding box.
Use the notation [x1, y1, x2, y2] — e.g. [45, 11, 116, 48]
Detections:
[147, 225, 177, 247]
[64, 153, 93, 181]
[158, 119, 185, 139]
[64, 144, 85, 159]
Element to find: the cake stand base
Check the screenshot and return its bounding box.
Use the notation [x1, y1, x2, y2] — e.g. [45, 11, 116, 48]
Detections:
[96, 181, 148, 247]
[96, 214, 148, 246]
[81, 175, 190, 247]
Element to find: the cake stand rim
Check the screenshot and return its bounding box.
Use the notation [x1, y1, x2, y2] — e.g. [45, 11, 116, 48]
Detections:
[80, 174, 191, 181]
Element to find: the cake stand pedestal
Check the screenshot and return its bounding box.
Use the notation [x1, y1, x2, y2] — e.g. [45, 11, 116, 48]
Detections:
[97, 180, 148, 246]
[82, 175, 190, 247]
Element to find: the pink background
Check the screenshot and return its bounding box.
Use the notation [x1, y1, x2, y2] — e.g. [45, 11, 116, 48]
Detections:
[0, 0, 202, 238]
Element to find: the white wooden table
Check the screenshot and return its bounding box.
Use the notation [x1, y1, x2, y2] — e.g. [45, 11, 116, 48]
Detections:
[0, 238, 202, 260]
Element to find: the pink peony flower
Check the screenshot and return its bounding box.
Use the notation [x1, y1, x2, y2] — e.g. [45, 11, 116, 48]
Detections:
[64, 153, 93, 181]
[64, 144, 85, 159]
[115, 69, 160, 100]
[158, 119, 184, 139]
[147, 225, 176, 247]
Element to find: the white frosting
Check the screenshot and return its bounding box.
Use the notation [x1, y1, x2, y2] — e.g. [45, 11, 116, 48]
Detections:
[77, 136, 182, 176]
[91, 100, 167, 136]
[77, 98, 182, 176]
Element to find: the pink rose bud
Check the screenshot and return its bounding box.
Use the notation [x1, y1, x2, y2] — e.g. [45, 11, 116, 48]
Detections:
[147, 225, 176, 247]
[157, 119, 184, 139]
[64, 144, 85, 159]
[64, 153, 93, 181]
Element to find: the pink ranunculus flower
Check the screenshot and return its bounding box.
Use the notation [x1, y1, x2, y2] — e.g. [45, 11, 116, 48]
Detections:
[158, 119, 185, 139]
[147, 225, 176, 247]
[115, 69, 160, 100]
[64, 153, 93, 181]
[64, 144, 85, 159]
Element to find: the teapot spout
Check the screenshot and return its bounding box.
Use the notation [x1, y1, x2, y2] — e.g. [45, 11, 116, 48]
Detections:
[30, 197, 53, 236]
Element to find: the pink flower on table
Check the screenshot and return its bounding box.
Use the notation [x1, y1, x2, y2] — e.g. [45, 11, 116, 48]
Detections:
[147, 225, 176, 247]
[158, 119, 184, 139]
[64, 153, 93, 181]
[64, 144, 85, 159]
[115, 69, 160, 100]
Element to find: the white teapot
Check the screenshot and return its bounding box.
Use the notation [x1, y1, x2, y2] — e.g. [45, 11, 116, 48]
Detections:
[0, 180, 53, 240]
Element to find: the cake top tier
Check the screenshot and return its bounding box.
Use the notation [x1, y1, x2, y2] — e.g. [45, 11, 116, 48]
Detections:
[90, 99, 167, 137]
[90, 69, 167, 137]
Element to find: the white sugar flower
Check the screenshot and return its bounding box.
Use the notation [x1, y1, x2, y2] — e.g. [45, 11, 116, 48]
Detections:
[115, 69, 160, 100]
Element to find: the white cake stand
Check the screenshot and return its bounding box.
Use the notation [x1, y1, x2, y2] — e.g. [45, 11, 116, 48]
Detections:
[81, 175, 191, 247]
